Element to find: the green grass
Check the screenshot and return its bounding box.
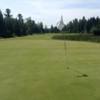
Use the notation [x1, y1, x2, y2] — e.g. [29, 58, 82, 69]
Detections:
[0, 34, 100, 100]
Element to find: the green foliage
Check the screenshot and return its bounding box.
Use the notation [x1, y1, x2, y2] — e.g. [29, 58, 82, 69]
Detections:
[0, 8, 58, 38]
[3, 8, 15, 37]
[26, 17, 36, 34]
[4, 8, 12, 18]
[0, 8, 100, 38]
[0, 10, 5, 37]
[0, 8, 60, 38]
[64, 16, 100, 34]
[91, 27, 100, 36]
[50, 25, 60, 33]
[52, 33, 100, 43]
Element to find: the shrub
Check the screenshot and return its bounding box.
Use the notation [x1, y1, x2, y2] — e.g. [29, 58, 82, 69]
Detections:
[91, 27, 100, 36]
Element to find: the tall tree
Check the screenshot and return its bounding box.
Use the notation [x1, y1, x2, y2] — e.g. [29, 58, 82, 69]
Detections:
[16, 14, 26, 36]
[38, 22, 44, 33]
[0, 10, 5, 37]
[4, 8, 14, 37]
[4, 8, 12, 18]
[72, 19, 79, 33]
[26, 17, 36, 35]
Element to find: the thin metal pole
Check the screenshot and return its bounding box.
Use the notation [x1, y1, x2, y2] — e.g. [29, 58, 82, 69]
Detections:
[63, 33, 69, 69]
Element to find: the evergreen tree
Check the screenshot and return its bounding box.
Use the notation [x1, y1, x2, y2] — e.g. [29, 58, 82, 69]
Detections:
[64, 16, 100, 34]
[26, 17, 37, 35]
[0, 10, 5, 37]
[38, 22, 44, 33]
[4, 8, 14, 37]
[16, 14, 26, 36]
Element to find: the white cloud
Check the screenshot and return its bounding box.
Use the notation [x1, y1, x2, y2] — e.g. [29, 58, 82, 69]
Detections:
[0, 0, 100, 26]
[25, 0, 100, 26]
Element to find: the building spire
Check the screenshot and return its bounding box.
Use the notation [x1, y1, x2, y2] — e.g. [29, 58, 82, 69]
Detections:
[57, 16, 65, 31]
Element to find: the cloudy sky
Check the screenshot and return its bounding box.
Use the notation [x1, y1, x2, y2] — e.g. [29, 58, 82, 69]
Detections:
[0, 0, 100, 26]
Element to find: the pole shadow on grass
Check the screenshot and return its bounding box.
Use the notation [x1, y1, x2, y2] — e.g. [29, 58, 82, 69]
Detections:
[52, 34, 100, 43]
[52, 33, 100, 78]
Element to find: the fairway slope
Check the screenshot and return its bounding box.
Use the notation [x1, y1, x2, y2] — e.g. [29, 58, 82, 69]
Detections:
[0, 34, 100, 100]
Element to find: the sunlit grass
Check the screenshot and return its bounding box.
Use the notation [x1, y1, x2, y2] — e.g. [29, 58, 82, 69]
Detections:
[0, 34, 100, 100]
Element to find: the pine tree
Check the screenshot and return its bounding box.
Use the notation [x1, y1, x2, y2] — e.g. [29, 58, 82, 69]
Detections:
[0, 10, 5, 37]
[4, 8, 14, 37]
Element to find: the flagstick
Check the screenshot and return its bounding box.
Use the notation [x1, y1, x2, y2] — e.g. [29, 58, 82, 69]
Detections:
[63, 33, 69, 69]
[63, 33, 88, 77]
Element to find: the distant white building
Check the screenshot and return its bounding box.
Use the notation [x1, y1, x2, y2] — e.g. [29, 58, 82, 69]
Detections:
[57, 16, 65, 31]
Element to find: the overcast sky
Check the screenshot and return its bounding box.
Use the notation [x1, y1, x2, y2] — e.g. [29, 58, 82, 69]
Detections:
[0, 0, 100, 26]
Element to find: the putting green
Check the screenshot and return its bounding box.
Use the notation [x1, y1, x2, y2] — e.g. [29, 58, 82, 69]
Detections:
[0, 34, 100, 100]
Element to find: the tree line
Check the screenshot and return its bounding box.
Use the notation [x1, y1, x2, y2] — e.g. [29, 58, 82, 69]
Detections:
[63, 16, 100, 35]
[0, 8, 59, 38]
[0, 8, 100, 38]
